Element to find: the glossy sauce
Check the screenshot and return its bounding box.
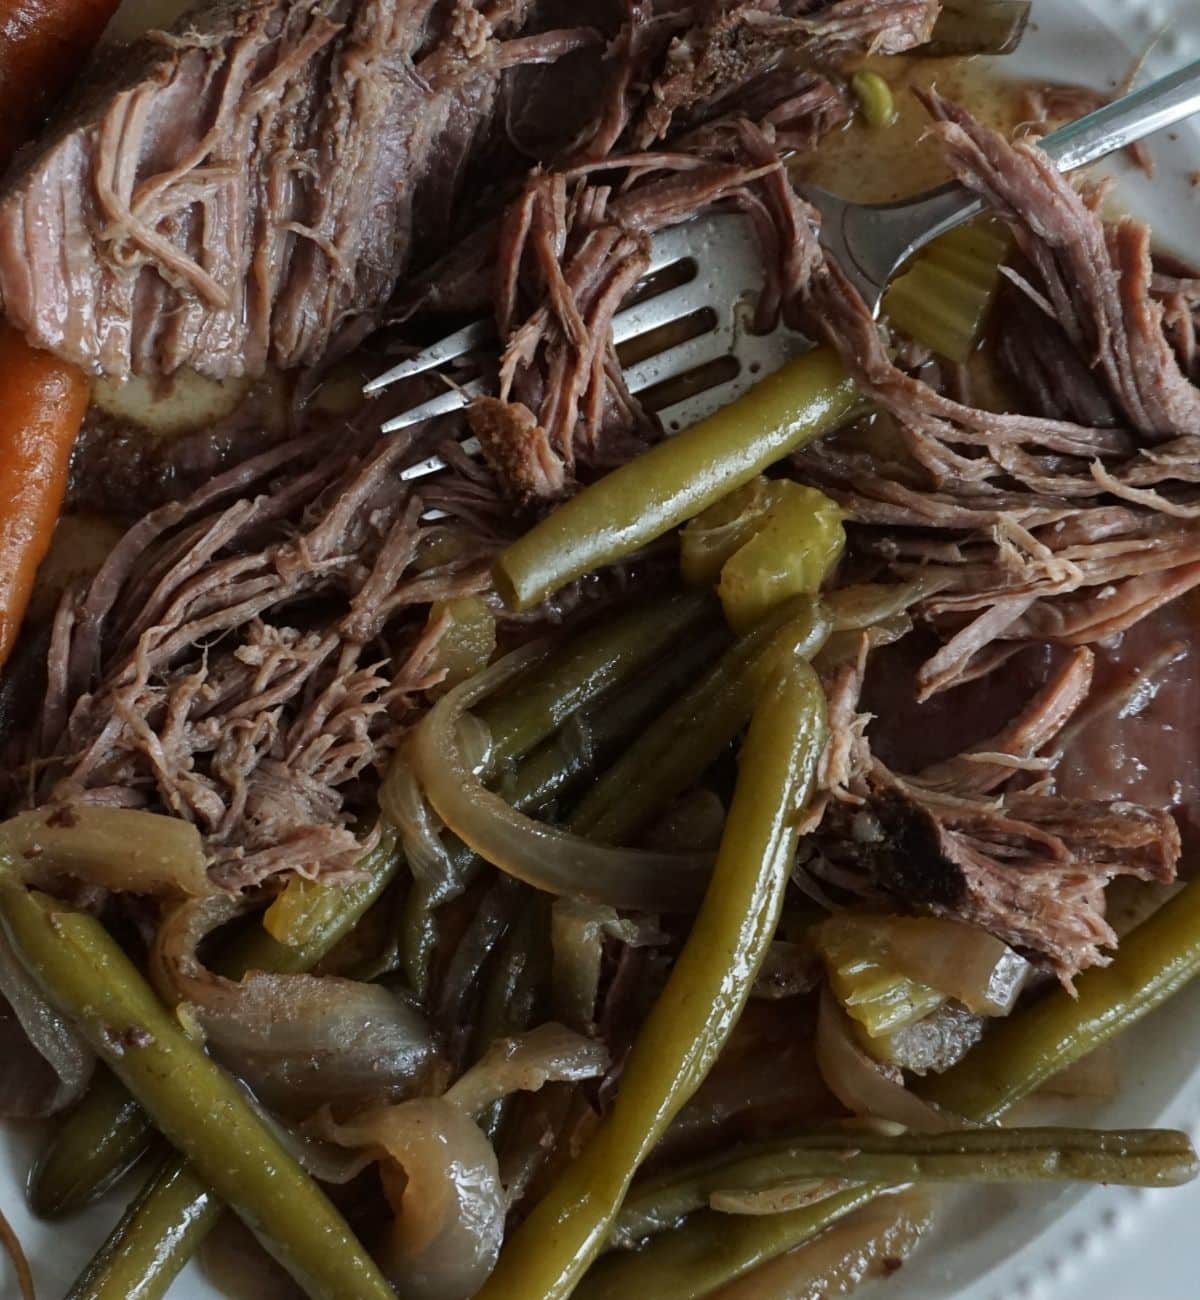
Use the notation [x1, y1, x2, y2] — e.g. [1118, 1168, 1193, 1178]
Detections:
[795, 55, 1026, 203]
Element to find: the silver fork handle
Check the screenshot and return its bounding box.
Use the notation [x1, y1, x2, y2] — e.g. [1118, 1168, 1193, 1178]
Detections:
[1040, 55, 1200, 171]
[859, 56, 1200, 296]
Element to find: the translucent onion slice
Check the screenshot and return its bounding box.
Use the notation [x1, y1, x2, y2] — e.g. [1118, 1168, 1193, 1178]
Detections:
[815, 989, 958, 1132]
[409, 646, 711, 911]
[0, 927, 93, 1117]
[324, 1024, 607, 1300]
[0, 804, 212, 896]
[152, 896, 436, 1115]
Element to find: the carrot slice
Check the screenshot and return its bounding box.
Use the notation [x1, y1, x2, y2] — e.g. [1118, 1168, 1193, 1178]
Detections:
[0, 322, 90, 666]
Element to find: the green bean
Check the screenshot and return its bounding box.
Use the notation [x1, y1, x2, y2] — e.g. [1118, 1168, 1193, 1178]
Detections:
[579, 1186, 882, 1300]
[510, 624, 732, 816]
[65, 1160, 217, 1300]
[850, 71, 896, 128]
[402, 601, 722, 994]
[250, 823, 405, 972]
[613, 1127, 1198, 1244]
[493, 348, 859, 611]
[472, 892, 549, 1142]
[32, 828, 403, 1220]
[30, 1068, 155, 1218]
[920, 877, 1200, 1120]
[0, 881, 394, 1300]
[476, 647, 828, 1300]
[479, 589, 713, 767]
[571, 596, 830, 845]
[576, 878, 1200, 1298]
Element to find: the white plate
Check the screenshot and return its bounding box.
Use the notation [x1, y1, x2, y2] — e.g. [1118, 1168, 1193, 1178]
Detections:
[4, 2, 1200, 1297]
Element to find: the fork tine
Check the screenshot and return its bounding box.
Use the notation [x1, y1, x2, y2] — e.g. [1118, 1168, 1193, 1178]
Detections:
[370, 229, 696, 399]
[642, 222, 699, 274]
[612, 277, 705, 345]
[400, 436, 482, 483]
[381, 378, 487, 433]
[366, 320, 495, 394]
[623, 329, 732, 393]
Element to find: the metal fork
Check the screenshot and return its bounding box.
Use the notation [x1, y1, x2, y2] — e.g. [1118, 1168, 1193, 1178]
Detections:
[369, 56, 1200, 502]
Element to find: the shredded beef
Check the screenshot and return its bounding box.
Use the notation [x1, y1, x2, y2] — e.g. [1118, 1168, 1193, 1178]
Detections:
[0, 0, 598, 379]
[25, 406, 507, 887]
[809, 632, 1180, 984]
[792, 92, 1200, 695]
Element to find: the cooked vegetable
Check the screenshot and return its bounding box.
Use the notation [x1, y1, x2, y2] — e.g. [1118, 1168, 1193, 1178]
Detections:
[680, 477, 845, 633]
[577, 1186, 882, 1300]
[883, 221, 1009, 363]
[0, 0, 122, 162]
[614, 1125, 1196, 1242]
[35, 826, 404, 1218]
[851, 71, 897, 128]
[475, 649, 827, 1300]
[324, 1026, 607, 1300]
[926, 0, 1032, 56]
[582, 880, 1200, 1297]
[259, 825, 405, 965]
[869, 1000, 985, 1075]
[0, 880, 394, 1300]
[410, 645, 711, 911]
[470, 895, 549, 1140]
[0, 921, 92, 1121]
[397, 598, 720, 993]
[478, 590, 713, 767]
[0, 324, 90, 669]
[820, 914, 1031, 1017]
[920, 877, 1200, 1120]
[493, 348, 859, 611]
[30, 1070, 148, 1218]
[571, 596, 831, 845]
[426, 596, 497, 690]
[708, 1190, 931, 1300]
[814, 919, 945, 1040]
[0, 804, 212, 897]
[151, 895, 436, 1117]
[815, 989, 954, 1131]
[512, 624, 732, 816]
[65, 1158, 218, 1300]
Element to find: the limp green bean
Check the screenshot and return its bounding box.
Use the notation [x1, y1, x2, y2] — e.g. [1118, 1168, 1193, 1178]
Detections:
[612, 1126, 1198, 1245]
[576, 878, 1200, 1299]
[0, 877, 394, 1300]
[493, 348, 859, 611]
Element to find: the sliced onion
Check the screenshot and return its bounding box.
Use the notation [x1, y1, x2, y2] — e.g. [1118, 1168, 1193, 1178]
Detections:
[0, 804, 212, 896]
[323, 1023, 607, 1300]
[152, 897, 436, 1115]
[328, 1098, 504, 1300]
[380, 743, 470, 905]
[444, 1022, 609, 1119]
[709, 1188, 933, 1300]
[0, 927, 93, 1117]
[550, 900, 667, 1031]
[815, 989, 958, 1133]
[409, 646, 711, 911]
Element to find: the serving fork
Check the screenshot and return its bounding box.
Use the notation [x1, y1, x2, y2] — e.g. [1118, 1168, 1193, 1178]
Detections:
[368, 56, 1200, 504]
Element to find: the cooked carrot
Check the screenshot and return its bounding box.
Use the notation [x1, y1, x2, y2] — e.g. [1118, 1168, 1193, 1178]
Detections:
[0, 0, 119, 669]
[0, 0, 122, 163]
[0, 323, 90, 666]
